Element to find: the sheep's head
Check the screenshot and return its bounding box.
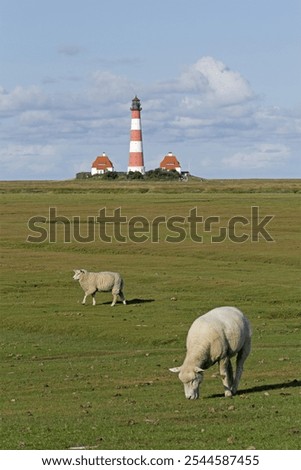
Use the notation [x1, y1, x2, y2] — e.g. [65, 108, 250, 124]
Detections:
[73, 269, 87, 280]
[169, 366, 204, 399]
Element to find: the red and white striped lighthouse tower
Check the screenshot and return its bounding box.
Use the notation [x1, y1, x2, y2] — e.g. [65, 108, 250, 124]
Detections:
[127, 96, 145, 174]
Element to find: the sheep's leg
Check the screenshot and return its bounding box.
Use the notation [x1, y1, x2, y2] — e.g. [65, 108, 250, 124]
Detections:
[232, 340, 251, 395]
[111, 293, 117, 306]
[219, 358, 234, 397]
[83, 290, 96, 306]
[119, 290, 126, 305]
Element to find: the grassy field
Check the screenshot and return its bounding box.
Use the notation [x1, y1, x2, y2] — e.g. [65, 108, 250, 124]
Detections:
[1, 178, 300, 450]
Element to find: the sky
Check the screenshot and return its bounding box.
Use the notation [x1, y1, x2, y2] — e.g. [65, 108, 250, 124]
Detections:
[0, 0, 300, 180]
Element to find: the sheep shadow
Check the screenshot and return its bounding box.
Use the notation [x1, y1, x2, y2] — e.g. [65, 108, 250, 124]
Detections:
[208, 379, 301, 398]
[101, 298, 155, 306]
[126, 298, 155, 305]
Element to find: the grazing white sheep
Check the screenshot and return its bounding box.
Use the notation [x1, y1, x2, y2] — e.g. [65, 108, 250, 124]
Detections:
[169, 306, 251, 399]
[73, 269, 126, 306]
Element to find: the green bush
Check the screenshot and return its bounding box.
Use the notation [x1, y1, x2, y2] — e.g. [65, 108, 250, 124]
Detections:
[127, 171, 145, 180]
[101, 171, 119, 180]
[75, 172, 91, 179]
[146, 168, 180, 180]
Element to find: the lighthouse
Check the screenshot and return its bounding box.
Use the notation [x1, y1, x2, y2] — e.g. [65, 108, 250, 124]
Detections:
[127, 96, 145, 174]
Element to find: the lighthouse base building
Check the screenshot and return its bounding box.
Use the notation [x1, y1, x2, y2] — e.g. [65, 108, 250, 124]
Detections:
[127, 164, 145, 174]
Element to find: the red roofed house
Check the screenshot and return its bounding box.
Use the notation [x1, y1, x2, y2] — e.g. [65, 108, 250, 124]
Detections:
[91, 152, 114, 175]
[160, 152, 181, 174]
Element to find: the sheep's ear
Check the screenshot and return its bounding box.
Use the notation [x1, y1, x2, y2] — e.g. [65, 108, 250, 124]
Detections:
[169, 367, 181, 373]
[194, 367, 204, 373]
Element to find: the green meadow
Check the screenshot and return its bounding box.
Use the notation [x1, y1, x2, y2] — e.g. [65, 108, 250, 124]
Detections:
[1, 178, 300, 450]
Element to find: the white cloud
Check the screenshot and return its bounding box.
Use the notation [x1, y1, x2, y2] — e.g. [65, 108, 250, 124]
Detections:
[141, 57, 258, 143]
[19, 111, 53, 126]
[0, 144, 59, 177]
[180, 57, 254, 106]
[150, 56, 254, 108]
[222, 144, 290, 169]
[88, 70, 135, 104]
[0, 85, 48, 113]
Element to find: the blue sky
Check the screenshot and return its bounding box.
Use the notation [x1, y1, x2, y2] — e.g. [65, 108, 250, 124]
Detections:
[0, 0, 300, 180]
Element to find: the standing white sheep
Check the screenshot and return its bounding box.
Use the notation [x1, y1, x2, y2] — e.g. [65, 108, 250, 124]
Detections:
[169, 306, 251, 399]
[73, 269, 126, 306]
